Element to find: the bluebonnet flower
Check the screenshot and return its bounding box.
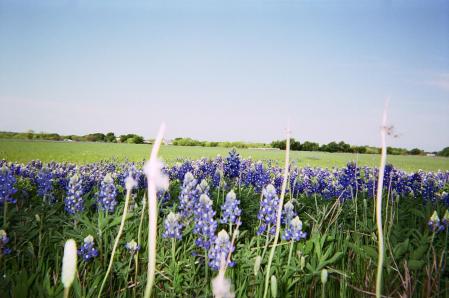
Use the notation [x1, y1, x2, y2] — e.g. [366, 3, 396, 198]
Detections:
[97, 174, 118, 213]
[212, 169, 222, 188]
[157, 189, 171, 205]
[251, 162, 271, 193]
[125, 240, 141, 255]
[208, 230, 235, 271]
[282, 216, 307, 241]
[162, 212, 183, 240]
[220, 190, 241, 225]
[428, 211, 445, 233]
[0, 230, 12, 255]
[224, 149, 240, 179]
[35, 167, 55, 203]
[178, 172, 199, 219]
[78, 235, 99, 262]
[177, 161, 194, 182]
[193, 194, 217, 250]
[257, 184, 280, 235]
[64, 174, 84, 215]
[282, 201, 296, 225]
[0, 165, 17, 204]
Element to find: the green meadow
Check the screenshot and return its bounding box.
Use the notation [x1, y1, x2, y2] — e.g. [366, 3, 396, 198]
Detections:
[0, 139, 447, 171]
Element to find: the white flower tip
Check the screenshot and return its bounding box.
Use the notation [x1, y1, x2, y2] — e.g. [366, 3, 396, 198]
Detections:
[212, 271, 235, 298]
[199, 194, 212, 205]
[84, 235, 94, 243]
[62, 239, 77, 288]
[226, 190, 236, 201]
[144, 158, 169, 191]
[217, 229, 230, 241]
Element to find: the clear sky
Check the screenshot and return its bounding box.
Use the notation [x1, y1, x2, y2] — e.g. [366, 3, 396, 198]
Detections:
[0, 0, 448, 151]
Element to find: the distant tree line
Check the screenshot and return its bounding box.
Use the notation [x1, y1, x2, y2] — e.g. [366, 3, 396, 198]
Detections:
[270, 138, 433, 156]
[0, 131, 146, 144]
[172, 137, 268, 149]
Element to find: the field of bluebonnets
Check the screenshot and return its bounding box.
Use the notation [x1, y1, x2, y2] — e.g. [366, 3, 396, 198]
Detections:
[1, 148, 449, 297]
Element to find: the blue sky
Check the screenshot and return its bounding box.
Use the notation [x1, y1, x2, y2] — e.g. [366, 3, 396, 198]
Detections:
[0, 0, 448, 151]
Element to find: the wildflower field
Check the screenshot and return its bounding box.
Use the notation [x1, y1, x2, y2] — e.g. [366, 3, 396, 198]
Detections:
[1, 139, 448, 172]
[1, 147, 449, 298]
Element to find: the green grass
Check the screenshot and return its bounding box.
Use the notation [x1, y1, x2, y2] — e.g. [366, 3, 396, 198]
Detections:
[1, 139, 448, 171]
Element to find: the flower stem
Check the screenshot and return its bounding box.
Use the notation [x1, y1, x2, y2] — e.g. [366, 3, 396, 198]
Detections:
[263, 133, 290, 298]
[375, 104, 388, 298]
[97, 187, 132, 298]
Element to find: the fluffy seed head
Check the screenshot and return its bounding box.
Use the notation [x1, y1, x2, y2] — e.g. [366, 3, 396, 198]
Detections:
[62, 239, 77, 288]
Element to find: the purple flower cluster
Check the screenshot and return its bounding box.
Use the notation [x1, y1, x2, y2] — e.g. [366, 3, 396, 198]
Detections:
[0, 165, 17, 204]
[282, 216, 307, 241]
[96, 174, 118, 213]
[64, 174, 84, 215]
[178, 172, 199, 219]
[35, 167, 55, 203]
[224, 149, 240, 179]
[193, 194, 217, 250]
[428, 210, 447, 233]
[125, 240, 141, 255]
[220, 190, 241, 225]
[163, 212, 183, 240]
[208, 230, 235, 271]
[281, 201, 297, 225]
[257, 184, 280, 235]
[78, 235, 99, 262]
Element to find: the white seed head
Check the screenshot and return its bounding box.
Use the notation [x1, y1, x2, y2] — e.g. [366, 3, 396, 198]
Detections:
[62, 239, 77, 288]
[125, 176, 137, 191]
[271, 275, 278, 298]
[144, 158, 169, 191]
[212, 271, 235, 298]
[35, 214, 41, 222]
[0, 230, 6, 238]
[253, 256, 262, 276]
[126, 239, 138, 250]
[321, 269, 328, 284]
[184, 172, 194, 183]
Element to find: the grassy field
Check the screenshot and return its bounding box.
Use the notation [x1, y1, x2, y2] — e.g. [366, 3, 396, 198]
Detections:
[0, 139, 448, 171]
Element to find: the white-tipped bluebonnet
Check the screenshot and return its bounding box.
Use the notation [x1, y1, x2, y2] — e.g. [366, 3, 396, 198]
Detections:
[78, 235, 99, 262]
[0, 229, 12, 255]
[163, 212, 183, 240]
[208, 230, 235, 271]
[224, 149, 240, 179]
[212, 169, 222, 188]
[282, 216, 307, 241]
[35, 167, 55, 203]
[281, 201, 296, 225]
[64, 174, 84, 215]
[257, 184, 280, 235]
[0, 165, 17, 204]
[220, 190, 241, 225]
[125, 240, 141, 255]
[97, 174, 118, 213]
[428, 211, 445, 233]
[193, 194, 217, 250]
[178, 172, 199, 219]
